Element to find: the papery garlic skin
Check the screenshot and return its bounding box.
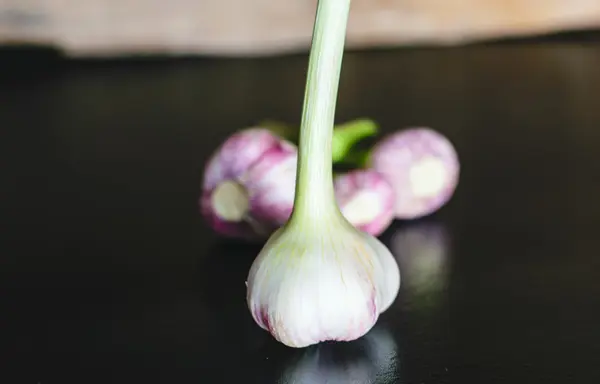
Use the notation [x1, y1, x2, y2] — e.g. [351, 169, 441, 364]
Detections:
[200, 128, 297, 239]
[334, 170, 395, 236]
[363, 233, 401, 312]
[247, 217, 399, 348]
[370, 128, 460, 219]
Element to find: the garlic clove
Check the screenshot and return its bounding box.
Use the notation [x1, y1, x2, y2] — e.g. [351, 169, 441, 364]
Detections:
[240, 144, 298, 229]
[334, 170, 395, 236]
[370, 127, 460, 219]
[246, 222, 395, 348]
[361, 232, 401, 313]
[200, 128, 297, 239]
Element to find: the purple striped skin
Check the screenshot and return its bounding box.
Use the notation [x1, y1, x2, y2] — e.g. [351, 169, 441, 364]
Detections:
[242, 146, 297, 231]
[202, 128, 286, 192]
[334, 170, 395, 237]
[369, 128, 460, 220]
[250, 287, 379, 345]
[200, 128, 297, 240]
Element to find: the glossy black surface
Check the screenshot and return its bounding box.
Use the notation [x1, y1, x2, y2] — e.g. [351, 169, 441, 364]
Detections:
[2, 42, 600, 383]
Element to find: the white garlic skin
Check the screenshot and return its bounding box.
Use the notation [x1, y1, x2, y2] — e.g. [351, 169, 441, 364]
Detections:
[246, 219, 400, 348]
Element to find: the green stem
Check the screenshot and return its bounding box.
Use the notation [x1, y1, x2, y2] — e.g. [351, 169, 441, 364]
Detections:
[260, 118, 378, 163]
[331, 118, 377, 162]
[338, 147, 371, 168]
[290, 0, 351, 223]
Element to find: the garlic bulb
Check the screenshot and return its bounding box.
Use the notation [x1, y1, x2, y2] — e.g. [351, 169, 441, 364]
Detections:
[246, 0, 400, 348]
[247, 220, 400, 347]
[334, 169, 395, 236]
[369, 127, 460, 219]
[200, 128, 297, 240]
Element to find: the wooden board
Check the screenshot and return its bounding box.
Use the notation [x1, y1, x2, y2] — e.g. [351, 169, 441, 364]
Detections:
[1, 0, 600, 57]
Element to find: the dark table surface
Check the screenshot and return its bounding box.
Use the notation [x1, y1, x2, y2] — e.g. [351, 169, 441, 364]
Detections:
[2, 40, 600, 383]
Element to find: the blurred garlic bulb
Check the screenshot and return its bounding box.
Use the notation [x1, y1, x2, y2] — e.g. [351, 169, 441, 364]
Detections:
[370, 128, 460, 219]
[246, 0, 400, 348]
[334, 169, 395, 236]
[200, 128, 297, 240]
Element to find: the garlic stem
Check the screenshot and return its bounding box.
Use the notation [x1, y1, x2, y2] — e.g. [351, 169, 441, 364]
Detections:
[260, 118, 378, 164]
[340, 148, 370, 167]
[331, 118, 378, 163]
[290, 0, 352, 224]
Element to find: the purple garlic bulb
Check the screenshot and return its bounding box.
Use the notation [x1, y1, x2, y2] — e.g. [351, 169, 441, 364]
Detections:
[200, 128, 297, 240]
[369, 128, 460, 219]
[334, 170, 395, 237]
